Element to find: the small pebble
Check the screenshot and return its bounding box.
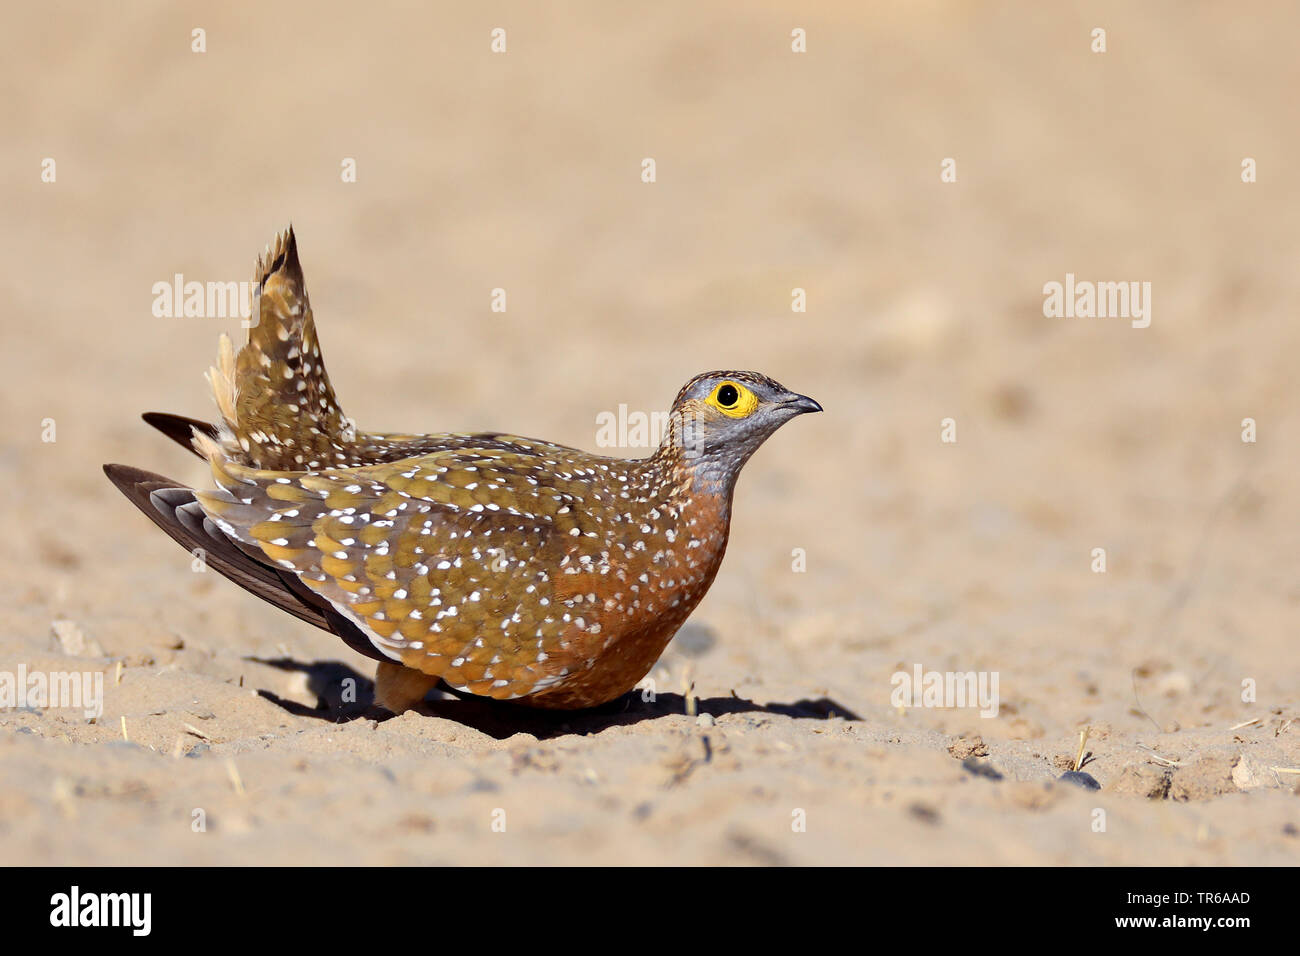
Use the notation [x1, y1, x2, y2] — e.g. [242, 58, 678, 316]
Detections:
[1058, 770, 1101, 790]
[49, 619, 105, 657]
[696, 713, 715, 727]
[50, 620, 86, 656]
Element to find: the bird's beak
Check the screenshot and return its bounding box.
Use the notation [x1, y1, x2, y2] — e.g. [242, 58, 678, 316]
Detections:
[778, 392, 823, 415]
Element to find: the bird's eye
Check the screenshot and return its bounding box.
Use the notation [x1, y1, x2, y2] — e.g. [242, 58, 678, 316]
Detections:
[707, 381, 758, 417]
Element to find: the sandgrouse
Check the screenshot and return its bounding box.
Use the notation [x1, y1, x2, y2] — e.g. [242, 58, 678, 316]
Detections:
[105, 228, 821, 712]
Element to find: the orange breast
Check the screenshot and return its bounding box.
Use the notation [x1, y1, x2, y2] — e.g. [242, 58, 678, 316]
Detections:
[524, 489, 732, 708]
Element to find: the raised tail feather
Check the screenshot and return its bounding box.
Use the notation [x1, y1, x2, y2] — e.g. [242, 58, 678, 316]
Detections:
[207, 226, 357, 472]
[154, 226, 471, 474]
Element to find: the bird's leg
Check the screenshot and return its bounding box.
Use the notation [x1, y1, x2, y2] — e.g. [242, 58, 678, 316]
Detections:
[373, 661, 441, 713]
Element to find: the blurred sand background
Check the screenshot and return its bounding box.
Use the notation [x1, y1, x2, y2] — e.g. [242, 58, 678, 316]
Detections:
[1, 1, 1297, 865]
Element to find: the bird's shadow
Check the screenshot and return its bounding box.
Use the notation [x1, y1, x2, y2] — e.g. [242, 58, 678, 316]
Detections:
[250, 657, 860, 741]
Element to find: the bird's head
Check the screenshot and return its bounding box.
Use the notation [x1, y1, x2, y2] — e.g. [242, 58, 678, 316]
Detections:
[657, 371, 822, 491]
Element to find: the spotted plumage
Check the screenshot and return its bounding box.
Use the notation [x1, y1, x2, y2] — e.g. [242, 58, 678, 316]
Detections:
[105, 227, 821, 711]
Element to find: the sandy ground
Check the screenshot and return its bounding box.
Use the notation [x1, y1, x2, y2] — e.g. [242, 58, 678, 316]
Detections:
[1, 1, 1297, 865]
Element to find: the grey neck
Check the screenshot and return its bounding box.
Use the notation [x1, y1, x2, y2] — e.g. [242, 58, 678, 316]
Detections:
[650, 411, 762, 498]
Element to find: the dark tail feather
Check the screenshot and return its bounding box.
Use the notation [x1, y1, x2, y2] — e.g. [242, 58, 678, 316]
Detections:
[141, 412, 218, 459]
[101, 463, 387, 664]
[103, 463, 327, 629]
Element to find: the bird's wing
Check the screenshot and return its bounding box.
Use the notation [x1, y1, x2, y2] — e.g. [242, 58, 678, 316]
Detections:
[192, 438, 620, 699]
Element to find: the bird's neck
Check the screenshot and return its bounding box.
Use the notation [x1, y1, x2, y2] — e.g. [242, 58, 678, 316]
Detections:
[648, 410, 744, 502]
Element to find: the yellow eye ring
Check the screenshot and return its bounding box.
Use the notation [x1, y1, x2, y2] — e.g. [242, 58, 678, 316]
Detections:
[707, 381, 759, 418]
